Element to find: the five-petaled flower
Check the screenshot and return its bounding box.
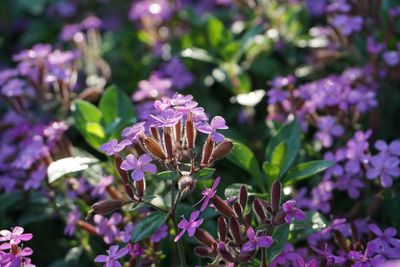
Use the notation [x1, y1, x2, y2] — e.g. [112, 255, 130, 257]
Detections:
[196, 116, 228, 143]
[150, 108, 183, 128]
[94, 245, 129, 267]
[99, 139, 132, 156]
[120, 154, 157, 181]
[197, 177, 220, 211]
[282, 200, 305, 224]
[174, 210, 203, 242]
[368, 224, 400, 251]
[241, 227, 273, 253]
[0, 226, 32, 250]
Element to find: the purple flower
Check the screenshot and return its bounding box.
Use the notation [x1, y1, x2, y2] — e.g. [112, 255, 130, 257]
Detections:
[118, 223, 135, 243]
[81, 15, 102, 30]
[267, 88, 289, 104]
[366, 155, 400, 188]
[336, 175, 364, 199]
[94, 245, 129, 267]
[23, 164, 46, 191]
[383, 51, 400, 67]
[174, 210, 203, 242]
[132, 73, 172, 102]
[128, 0, 172, 23]
[94, 213, 122, 244]
[64, 207, 81, 236]
[128, 243, 144, 257]
[368, 224, 400, 251]
[121, 122, 146, 142]
[241, 227, 273, 253]
[99, 139, 132, 156]
[0, 227, 32, 250]
[296, 256, 317, 267]
[315, 116, 344, 147]
[159, 58, 193, 90]
[91, 176, 113, 198]
[151, 224, 168, 243]
[375, 140, 400, 157]
[367, 37, 385, 55]
[348, 243, 385, 267]
[270, 243, 300, 267]
[282, 200, 305, 223]
[150, 108, 183, 128]
[120, 154, 157, 181]
[331, 15, 363, 36]
[311, 244, 346, 265]
[345, 130, 372, 174]
[196, 116, 228, 142]
[197, 177, 220, 211]
[1, 79, 24, 97]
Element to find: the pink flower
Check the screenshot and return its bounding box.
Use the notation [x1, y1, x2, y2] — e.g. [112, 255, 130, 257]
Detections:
[282, 200, 305, 223]
[174, 211, 203, 242]
[99, 139, 132, 156]
[197, 177, 220, 211]
[0, 227, 32, 250]
[196, 116, 228, 142]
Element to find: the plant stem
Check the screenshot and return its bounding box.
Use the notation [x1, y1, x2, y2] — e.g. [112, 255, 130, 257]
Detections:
[169, 181, 186, 266]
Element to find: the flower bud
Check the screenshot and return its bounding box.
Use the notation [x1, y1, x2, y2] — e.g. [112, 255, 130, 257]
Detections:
[239, 185, 248, 210]
[201, 138, 214, 166]
[271, 180, 281, 214]
[194, 228, 217, 248]
[135, 179, 145, 199]
[272, 211, 286, 226]
[144, 137, 167, 161]
[210, 139, 233, 162]
[233, 202, 244, 222]
[114, 155, 129, 184]
[175, 121, 182, 144]
[211, 196, 236, 218]
[92, 199, 122, 214]
[253, 198, 267, 221]
[194, 246, 216, 258]
[185, 116, 196, 149]
[218, 216, 227, 241]
[217, 242, 236, 263]
[150, 127, 160, 141]
[163, 127, 175, 160]
[238, 250, 256, 263]
[178, 175, 196, 194]
[229, 217, 242, 245]
[244, 212, 252, 226]
[124, 183, 136, 201]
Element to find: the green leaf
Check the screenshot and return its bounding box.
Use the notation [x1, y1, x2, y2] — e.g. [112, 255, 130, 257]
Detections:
[156, 171, 179, 180]
[0, 192, 22, 211]
[265, 119, 301, 177]
[283, 160, 333, 185]
[224, 183, 255, 198]
[99, 85, 136, 129]
[131, 211, 168, 243]
[267, 224, 290, 263]
[271, 141, 287, 168]
[193, 168, 215, 180]
[207, 16, 224, 48]
[73, 100, 106, 149]
[47, 157, 99, 184]
[290, 211, 328, 242]
[262, 161, 280, 187]
[227, 140, 265, 192]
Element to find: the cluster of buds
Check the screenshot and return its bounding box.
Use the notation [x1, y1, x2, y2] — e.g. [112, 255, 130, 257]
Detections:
[96, 93, 233, 211]
[187, 180, 305, 265]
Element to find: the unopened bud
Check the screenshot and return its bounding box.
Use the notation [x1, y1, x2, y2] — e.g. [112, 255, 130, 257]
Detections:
[244, 212, 252, 226]
[150, 127, 160, 141]
[144, 137, 166, 161]
[163, 128, 175, 160]
[253, 198, 267, 221]
[114, 155, 129, 184]
[175, 121, 182, 144]
[217, 242, 236, 263]
[185, 116, 196, 149]
[178, 175, 196, 194]
[229, 217, 242, 245]
[194, 246, 216, 258]
[272, 211, 286, 226]
[211, 196, 236, 218]
[201, 138, 214, 166]
[135, 179, 145, 199]
[238, 250, 256, 262]
[210, 140, 233, 162]
[194, 228, 217, 248]
[218, 216, 227, 241]
[239, 185, 248, 210]
[92, 199, 122, 214]
[271, 180, 281, 214]
[233, 202, 244, 222]
[124, 183, 136, 201]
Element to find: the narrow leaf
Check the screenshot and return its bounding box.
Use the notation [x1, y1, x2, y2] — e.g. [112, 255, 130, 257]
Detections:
[131, 211, 167, 243]
[283, 160, 333, 185]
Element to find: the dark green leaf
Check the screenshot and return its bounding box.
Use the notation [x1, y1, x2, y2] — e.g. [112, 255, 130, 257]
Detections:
[267, 224, 290, 263]
[131, 211, 168, 242]
[156, 171, 179, 180]
[265, 119, 301, 177]
[193, 168, 215, 180]
[283, 160, 333, 185]
[0, 192, 22, 211]
[227, 140, 265, 192]
[290, 211, 328, 242]
[224, 183, 255, 198]
[99, 85, 136, 130]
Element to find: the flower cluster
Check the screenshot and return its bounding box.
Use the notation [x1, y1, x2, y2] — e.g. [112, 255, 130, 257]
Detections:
[0, 226, 34, 267]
